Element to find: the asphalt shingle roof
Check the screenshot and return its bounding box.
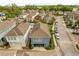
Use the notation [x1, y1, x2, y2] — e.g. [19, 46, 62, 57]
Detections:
[29, 22, 51, 38]
[6, 21, 29, 36]
[0, 19, 15, 32]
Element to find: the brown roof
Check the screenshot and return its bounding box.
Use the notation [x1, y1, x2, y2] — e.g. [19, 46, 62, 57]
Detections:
[27, 14, 33, 19]
[29, 22, 51, 38]
[34, 15, 42, 21]
[26, 13, 36, 21]
[0, 19, 15, 31]
[6, 22, 29, 36]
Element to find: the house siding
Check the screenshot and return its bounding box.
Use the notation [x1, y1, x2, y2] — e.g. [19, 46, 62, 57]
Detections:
[5, 36, 23, 48]
[31, 38, 50, 47]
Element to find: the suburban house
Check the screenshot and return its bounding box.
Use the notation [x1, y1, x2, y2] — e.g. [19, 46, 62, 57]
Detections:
[38, 10, 46, 19]
[64, 11, 79, 27]
[4, 21, 30, 49]
[64, 11, 79, 33]
[18, 13, 29, 23]
[26, 12, 36, 22]
[0, 19, 16, 47]
[43, 13, 53, 24]
[0, 13, 6, 22]
[29, 22, 51, 48]
[33, 14, 42, 22]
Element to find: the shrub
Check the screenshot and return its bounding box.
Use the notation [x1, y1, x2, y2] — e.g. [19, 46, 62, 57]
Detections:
[76, 44, 79, 50]
[29, 45, 33, 49]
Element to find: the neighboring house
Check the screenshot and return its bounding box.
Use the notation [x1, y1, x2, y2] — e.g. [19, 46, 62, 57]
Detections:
[38, 10, 46, 19]
[18, 14, 28, 23]
[29, 22, 51, 48]
[3, 21, 30, 48]
[43, 13, 53, 24]
[19, 10, 29, 20]
[26, 12, 42, 22]
[33, 14, 42, 22]
[65, 11, 79, 27]
[19, 14, 26, 19]
[0, 13, 6, 22]
[64, 11, 79, 33]
[26, 12, 36, 22]
[0, 19, 16, 47]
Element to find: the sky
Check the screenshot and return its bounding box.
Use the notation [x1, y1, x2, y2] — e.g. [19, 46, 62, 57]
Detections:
[0, 0, 79, 6]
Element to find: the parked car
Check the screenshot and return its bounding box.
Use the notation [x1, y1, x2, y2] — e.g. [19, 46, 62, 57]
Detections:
[57, 36, 60, 39]
[55, 33, 60, 39]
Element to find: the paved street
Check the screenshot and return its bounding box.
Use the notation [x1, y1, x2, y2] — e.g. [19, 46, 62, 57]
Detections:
[55, 16, 79, 56]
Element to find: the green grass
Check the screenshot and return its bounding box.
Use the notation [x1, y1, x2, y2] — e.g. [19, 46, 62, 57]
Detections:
[76, 44, 79, 50]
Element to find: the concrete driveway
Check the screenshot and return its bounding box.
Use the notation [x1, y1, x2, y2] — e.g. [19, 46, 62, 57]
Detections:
[0, 49, 17, 56]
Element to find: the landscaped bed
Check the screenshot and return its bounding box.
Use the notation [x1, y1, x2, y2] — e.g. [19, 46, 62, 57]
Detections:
[75, 42, 79, 52]
[46, 22, 57, 50]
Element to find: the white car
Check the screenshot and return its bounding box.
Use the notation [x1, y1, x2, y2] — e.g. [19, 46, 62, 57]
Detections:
[55, 33, 60, 39]
[57, 36, 60, 39]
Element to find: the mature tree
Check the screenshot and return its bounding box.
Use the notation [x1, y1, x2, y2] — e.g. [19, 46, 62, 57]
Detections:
[0, 4, 23, 18]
